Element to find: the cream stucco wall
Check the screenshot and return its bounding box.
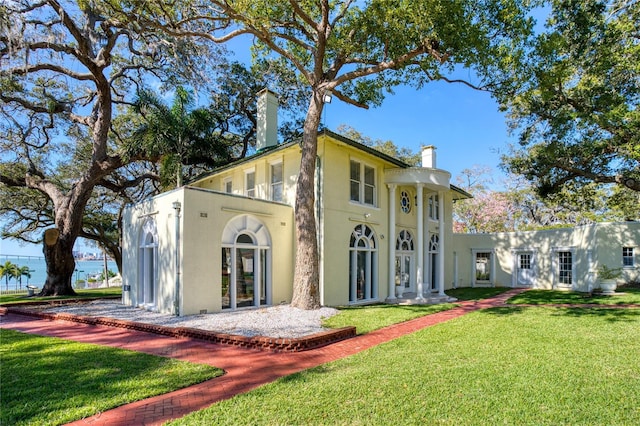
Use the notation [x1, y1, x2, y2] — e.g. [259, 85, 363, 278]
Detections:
[122, 189, 184, 313]
[593, 222, 640, 284]
[315, 134, 459, 305]
[191, 145, 301, 207]
[450, 222, 640, 292]
[317, 136, 390, 305]
[123, 186, 293, 315]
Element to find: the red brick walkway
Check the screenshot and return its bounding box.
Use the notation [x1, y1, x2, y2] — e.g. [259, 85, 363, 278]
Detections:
[0, 289, 525, 425]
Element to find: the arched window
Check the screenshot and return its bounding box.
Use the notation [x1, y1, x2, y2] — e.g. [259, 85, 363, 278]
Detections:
[349, 224, 377, 302]
[395, 230, 415, 295]
[221, 215, 271, 310]
[138, 218, 158, 308]
[428, 234, 439, 291]
[396, 229, 414, 251]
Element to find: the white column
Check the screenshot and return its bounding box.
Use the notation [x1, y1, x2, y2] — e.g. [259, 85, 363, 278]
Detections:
[438, 191, 445, 296]
[387, 184, 397, 300]
[416, 184, 425, 300]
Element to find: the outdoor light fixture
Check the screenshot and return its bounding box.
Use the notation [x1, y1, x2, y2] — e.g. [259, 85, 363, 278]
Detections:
[323, 90, 332, 103]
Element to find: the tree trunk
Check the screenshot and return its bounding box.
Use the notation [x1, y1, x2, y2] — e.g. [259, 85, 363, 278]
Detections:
[39, 228, 77, 296]
[290, 93, 324, 310]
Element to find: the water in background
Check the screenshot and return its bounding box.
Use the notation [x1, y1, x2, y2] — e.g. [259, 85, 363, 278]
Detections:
[0, 255, 118, 290]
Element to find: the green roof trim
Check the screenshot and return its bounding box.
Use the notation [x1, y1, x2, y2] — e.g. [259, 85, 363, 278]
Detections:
[188, 129, 411, 185]
[188, 129, 471, 202]
[320, 129, 410, 168]
[450, 184, 472, 199]
[188, 140, 298, 184]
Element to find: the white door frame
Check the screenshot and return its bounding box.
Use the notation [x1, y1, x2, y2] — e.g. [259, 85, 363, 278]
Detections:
[511, 249, 537, 288]
[395, 252, 415, 294]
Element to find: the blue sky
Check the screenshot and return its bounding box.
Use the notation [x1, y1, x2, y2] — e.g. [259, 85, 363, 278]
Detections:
[227, 34, 513, 183]
[2, 21, 519, 257]
[322, 80, 510, 181]
[1, 81, 510, 257]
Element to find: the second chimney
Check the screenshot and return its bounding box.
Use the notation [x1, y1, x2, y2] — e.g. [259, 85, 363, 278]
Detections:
[422, 145, 436, 168]
[256, 89, 278, 152]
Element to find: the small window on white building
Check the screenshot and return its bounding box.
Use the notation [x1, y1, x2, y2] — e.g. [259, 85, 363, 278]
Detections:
[364, 165, 375, 205]
[138, 219, 158, 308]
[223, 178, 232, 194]
[245, 170, 255, 197]
[475, 252, 491, 282]
[270, 162, 283, 202]
[558, 251, 573, 285]
[623, 247, 634, 267]
[350, 160, 376, 206]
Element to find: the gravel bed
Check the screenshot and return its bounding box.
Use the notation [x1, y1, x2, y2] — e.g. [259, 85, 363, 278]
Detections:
[38, 300, 339, 338]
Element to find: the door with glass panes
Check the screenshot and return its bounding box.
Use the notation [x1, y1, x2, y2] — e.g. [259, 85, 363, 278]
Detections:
[515, 251, 535, 287]
[395, 254, 414, 296]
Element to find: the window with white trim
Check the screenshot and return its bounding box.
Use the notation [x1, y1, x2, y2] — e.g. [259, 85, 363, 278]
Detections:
[475, 252, 491, 282]
[349, 224, 378, 302]
[350, 160, 376, 206]
[519, 253, 531, 270]
[245, 169, 255, 197]
[270, 162, 283, 202]
[428, 194, 439, 220]
[623, 247, 634, 267]
[138, 219, 158, 308]
[400, 191, 411, 214]
[221, 216, 272, 310]
[558, 251, 573, 285]
[223, 178, 232, 194]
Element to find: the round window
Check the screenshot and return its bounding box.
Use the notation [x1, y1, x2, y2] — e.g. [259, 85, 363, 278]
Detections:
[400, 191, 411, 214]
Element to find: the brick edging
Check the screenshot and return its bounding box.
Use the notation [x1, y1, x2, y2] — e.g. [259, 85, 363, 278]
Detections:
[0, 306, 356, 353]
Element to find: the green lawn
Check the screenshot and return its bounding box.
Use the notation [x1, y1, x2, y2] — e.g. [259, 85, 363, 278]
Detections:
[0, 329, 222, 426]
[323, 288, 513, 335]
[322, 303, 454, 334]
[170, 306, 640, 425]
[507, 287, 640, 305]
[0, 287, 122, 305]
[445, 286, 512, 301]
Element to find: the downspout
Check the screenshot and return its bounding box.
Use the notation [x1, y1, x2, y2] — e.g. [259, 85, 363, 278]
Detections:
[316, 154, 323, 305]
[172, 201, 182, 316]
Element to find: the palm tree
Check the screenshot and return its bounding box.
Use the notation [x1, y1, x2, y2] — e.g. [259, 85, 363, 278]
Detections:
[129, 86, 233, 189]
[0, 261, 18, 291]
[16, 266, 32, 290]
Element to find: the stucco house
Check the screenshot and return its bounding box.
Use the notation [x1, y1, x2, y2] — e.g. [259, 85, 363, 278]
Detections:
[121, 90, 640, 315]
[452, 222, 640, 292]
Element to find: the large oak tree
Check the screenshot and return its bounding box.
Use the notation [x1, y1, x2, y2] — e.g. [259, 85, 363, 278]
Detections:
[128, 0, 535, 309]
[502, 0, 640, 196]
[0, 0, 215, 295]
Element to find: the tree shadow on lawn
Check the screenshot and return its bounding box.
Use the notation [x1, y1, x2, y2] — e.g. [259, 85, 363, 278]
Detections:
[481, 306, 640, 323]
[506, 288, 640, 305]
[554, 307, 640, 322]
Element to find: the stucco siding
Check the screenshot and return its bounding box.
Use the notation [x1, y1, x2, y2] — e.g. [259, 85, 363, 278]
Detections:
[451, 222, 640, 292]
[191, 146, 301, 206]
[122, 189, 183, 314]
[318, 136, 391, 305]
[123, 186, 293, 315]
[179, 187, 294, 315]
